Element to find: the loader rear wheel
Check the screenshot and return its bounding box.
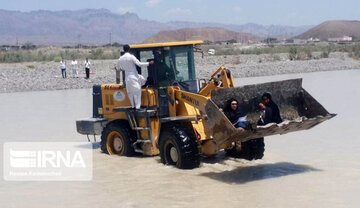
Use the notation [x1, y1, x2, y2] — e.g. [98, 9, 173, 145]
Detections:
[100, 122, 135, 156]
[159, 124, 200, 169]
[225, 138, 265, 160]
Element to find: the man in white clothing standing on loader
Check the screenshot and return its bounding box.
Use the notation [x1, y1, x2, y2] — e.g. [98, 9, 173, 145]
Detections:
[117, 44, 154, 109]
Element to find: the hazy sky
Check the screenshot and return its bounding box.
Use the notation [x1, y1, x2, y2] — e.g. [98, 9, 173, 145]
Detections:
[1, 0, 359, 26]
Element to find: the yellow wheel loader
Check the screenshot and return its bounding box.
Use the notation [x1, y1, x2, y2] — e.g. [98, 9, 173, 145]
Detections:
[76, 40, 335, 169]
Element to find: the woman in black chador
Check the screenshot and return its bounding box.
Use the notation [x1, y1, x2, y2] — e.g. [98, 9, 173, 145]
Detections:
[223, 98, 247, 131]
[258, 92, 283, 125]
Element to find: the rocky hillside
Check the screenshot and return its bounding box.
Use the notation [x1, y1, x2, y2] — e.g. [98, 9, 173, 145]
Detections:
[0, 9, 311, 46]
[0, 9, 166, 45]
[296, 20, 360, 40]
[144, 27, 260, 43]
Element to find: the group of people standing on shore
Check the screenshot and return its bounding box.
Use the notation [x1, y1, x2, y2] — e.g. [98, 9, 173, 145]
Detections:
[60, 58, 91, 79]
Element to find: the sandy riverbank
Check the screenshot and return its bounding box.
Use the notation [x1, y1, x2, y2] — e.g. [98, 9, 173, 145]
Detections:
[0, 52, 359, 93]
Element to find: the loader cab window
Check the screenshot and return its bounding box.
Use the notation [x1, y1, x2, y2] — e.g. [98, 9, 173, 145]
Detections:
[133, 48, 174, 87]
[171, 46, 195, 82]
[134, 46, 196, 90]
[168, 46, 198, 92]
[149, 46, 196, 87]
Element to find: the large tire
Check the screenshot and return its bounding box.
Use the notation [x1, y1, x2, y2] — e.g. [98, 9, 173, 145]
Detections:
[159, 124, 200, 169]
[225, 138, 265, 160]
[252, 138, 265, 160]
[100, 122, 135, 156]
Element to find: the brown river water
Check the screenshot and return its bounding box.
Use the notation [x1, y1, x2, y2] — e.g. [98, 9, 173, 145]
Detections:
[0, 70, 359, 208]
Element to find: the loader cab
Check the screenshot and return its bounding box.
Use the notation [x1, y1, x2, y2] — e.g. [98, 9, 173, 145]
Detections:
[129, 40, 203, 93]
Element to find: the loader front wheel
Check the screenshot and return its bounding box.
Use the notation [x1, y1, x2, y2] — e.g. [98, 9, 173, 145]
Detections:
[159, 125, 200, 169]
[101, 122, 135, 156]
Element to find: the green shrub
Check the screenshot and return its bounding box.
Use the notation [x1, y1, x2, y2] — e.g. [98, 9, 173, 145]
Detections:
[289, 47, 298, 60]
[348, 44, 360, 59]
[54, 55, 62, 62]
[305, 48, 312, 59]
[320, 49, 329, 58]
[37, 51, 47, 61]
[1, 52, 23, 62]
[89, 48, 104, 59]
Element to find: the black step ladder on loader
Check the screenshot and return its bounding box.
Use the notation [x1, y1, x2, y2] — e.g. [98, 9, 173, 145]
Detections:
[112, 107, 157, 154]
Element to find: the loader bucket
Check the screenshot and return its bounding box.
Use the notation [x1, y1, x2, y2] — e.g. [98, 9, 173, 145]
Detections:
[205, 78, 336, 148]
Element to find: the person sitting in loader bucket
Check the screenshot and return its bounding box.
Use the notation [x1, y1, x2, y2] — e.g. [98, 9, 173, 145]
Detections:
[259, 92, 283, 125]
[222, 98, 247, 131]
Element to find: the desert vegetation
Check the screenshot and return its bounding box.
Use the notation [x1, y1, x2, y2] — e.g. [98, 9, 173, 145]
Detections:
[0, 46, 121, 63]
[213, 42, 360, 60]
[1, 42, 360, 64]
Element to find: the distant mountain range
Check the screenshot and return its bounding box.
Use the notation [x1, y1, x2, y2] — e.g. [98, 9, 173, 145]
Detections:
[163, 21, 312, 40]
[295, 20, 360, 41]
[144, 27, 260, 43]
[0, 9, 312, 46]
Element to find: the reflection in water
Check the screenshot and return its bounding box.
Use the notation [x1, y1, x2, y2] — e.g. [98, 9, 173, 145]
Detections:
[201, 162, 320, 184]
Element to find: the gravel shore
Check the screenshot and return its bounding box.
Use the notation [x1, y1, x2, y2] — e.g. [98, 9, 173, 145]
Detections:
[0, 52, 359, 93]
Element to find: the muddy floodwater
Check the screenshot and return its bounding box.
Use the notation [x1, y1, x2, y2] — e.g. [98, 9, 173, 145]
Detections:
[0, 70, 360, 208]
